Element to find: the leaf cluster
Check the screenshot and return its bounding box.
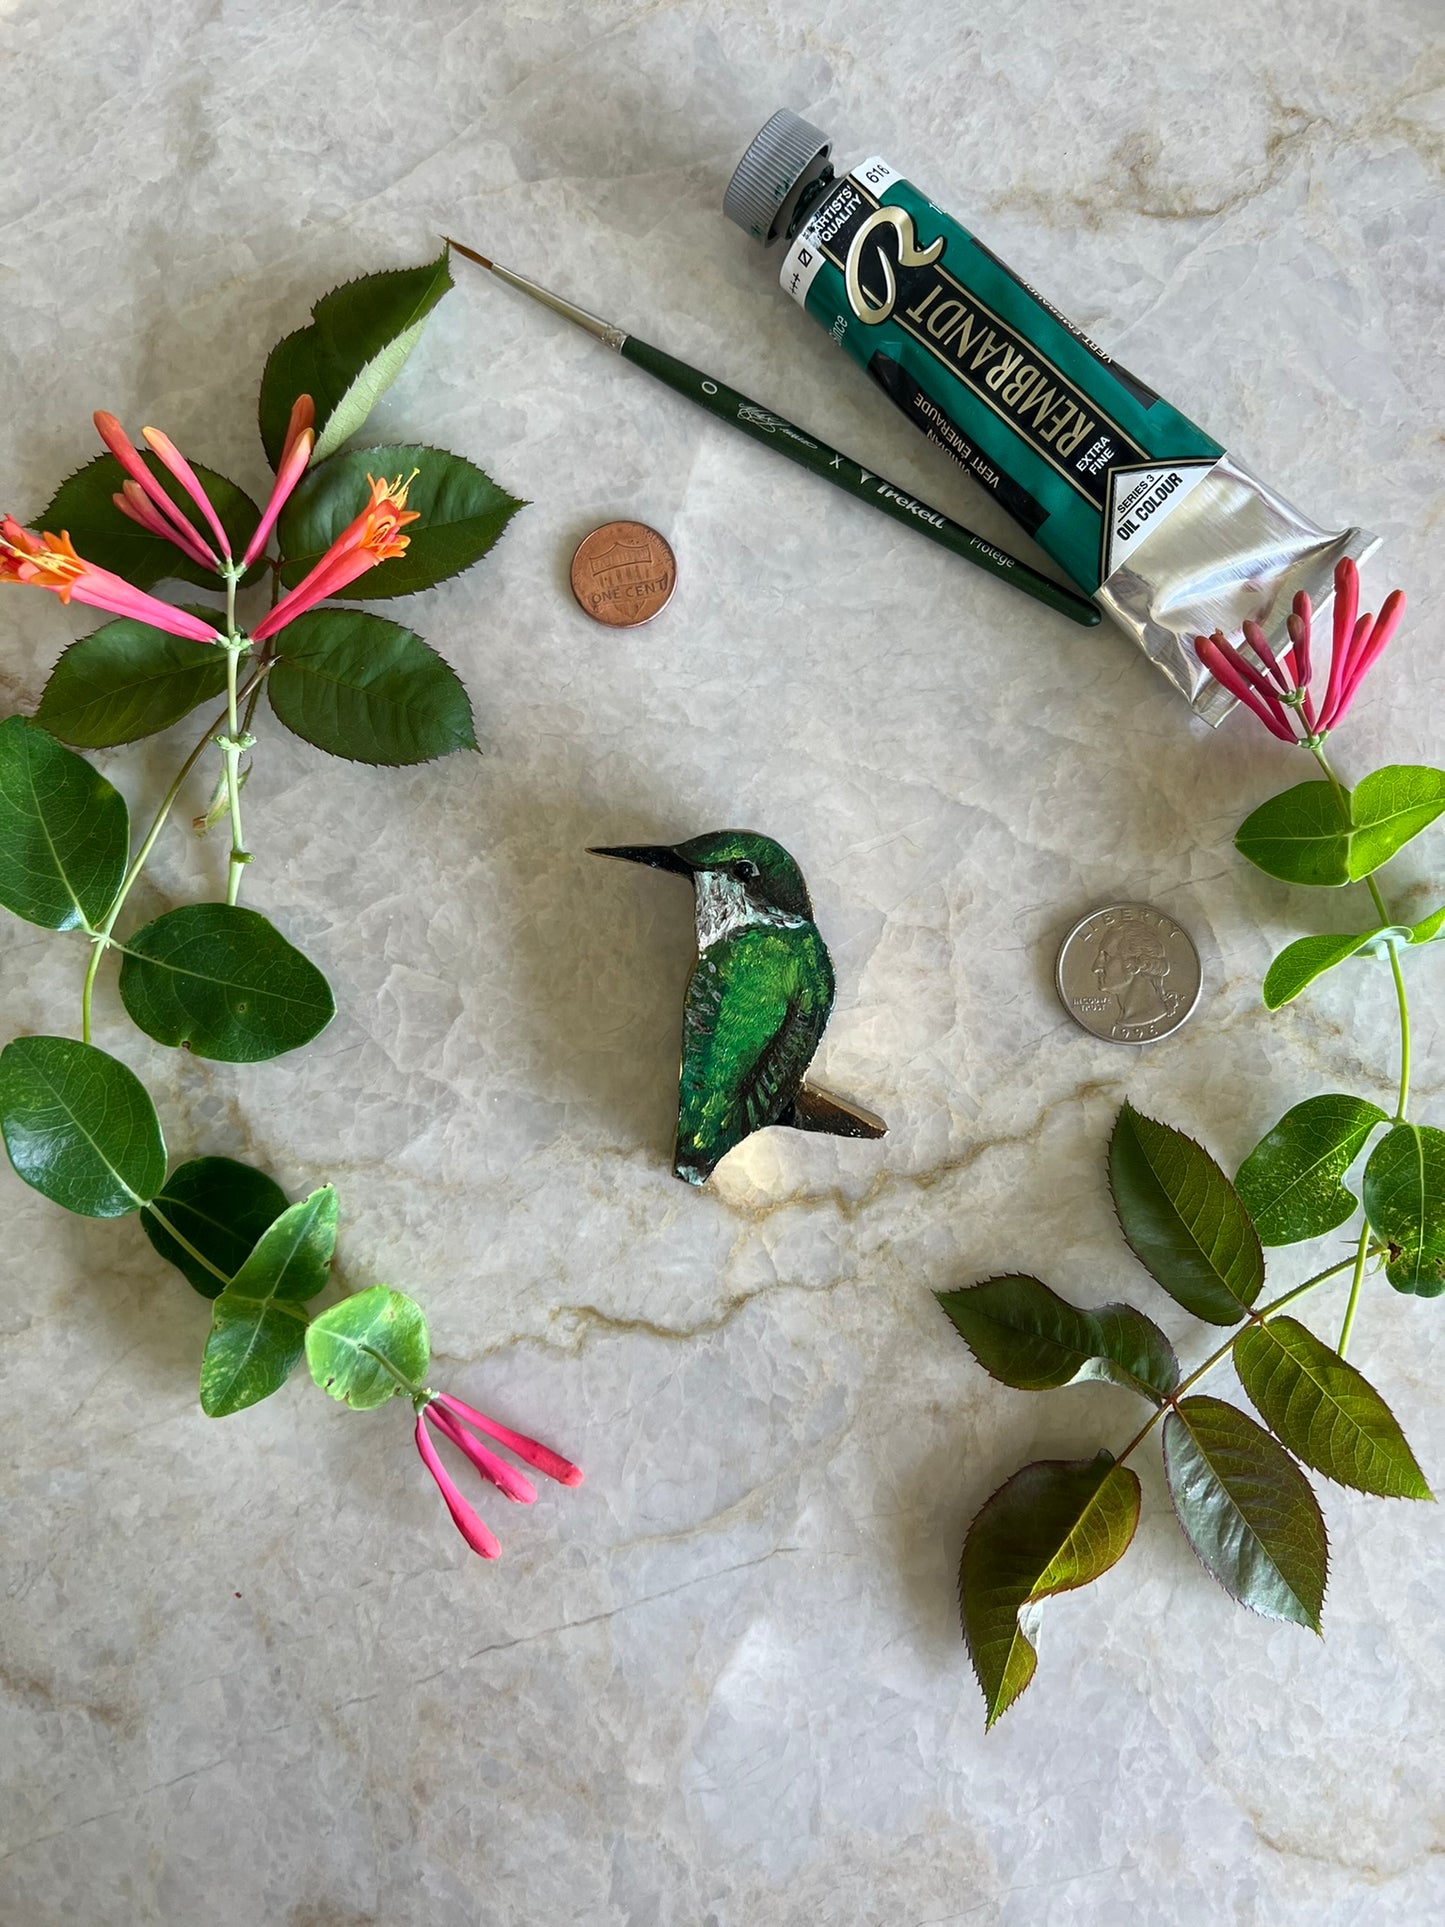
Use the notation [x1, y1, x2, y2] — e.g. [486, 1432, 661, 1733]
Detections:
[947, 1105, 1432, 1729]
[1, 254, 509, 1437]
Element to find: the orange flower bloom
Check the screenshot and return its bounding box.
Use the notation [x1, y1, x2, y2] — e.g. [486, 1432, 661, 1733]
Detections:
[251, 471, 420, 642]
[1, 517, 223, 643]
[347, 470, 421, 564]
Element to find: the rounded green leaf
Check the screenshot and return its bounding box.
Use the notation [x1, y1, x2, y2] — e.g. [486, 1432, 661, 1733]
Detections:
[1162, 1395, 1327, 1629]
[1235, 780, 1352, 887]
[1348, 766, 1445, 881]
[200, 1186, 338, 1416]
[1409, 906, 1445, 945]
[1108, 1103, 1264, 1324]
[305, 1286, 429, 1409]
[1235, 1094, 1387, 1246]
[118, 904, 334, 1063]
[1363, 1122, 1445, 1296]
[277, 444, 523, 599]
[1234, 1316, 1432, 1499]
[936, 1274, 1177, 1400]
[141, 1156, 290, 1299]
[34, 617, 229, 748]
[0, 717, 129, 931]
[0, 1035, 165, 1217]
[959, 1453, 1141, 1730]
[258, 252, 453, 468]
[1262, 931, 1379, 1009]
[35, 454, 261, 591]
[267, 608, 476, 765]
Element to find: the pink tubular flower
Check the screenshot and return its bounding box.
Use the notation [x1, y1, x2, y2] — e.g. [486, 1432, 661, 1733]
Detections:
[433, 1393, 584, 1488]
[415, 1414, 503, 1560]
[1194, 629, 1298, 741]
[0, 517, 224, 643]
[142, 426, 232, 561]
[115, 479, 217, 571]
[1193, 558, 1405, 745]
[413, 1390, 583, 1561]
[250, 471, 420, 643]
[428, 1403, 537, 1505]
[1316, 559, 1405, 731]
[95, 410, 224, 571]
[241, 395, 315, 568]
[1319, 554, 1359, 727]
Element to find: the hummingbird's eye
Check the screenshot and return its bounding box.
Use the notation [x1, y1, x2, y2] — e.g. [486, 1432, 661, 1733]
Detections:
[732, 859, 760, 881]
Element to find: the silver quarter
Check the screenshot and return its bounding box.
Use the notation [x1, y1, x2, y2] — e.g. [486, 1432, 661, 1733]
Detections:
[1055, 902, 1202, 1044]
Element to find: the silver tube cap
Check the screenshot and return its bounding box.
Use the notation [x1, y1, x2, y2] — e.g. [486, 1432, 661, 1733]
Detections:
[723, 109, 833, 246]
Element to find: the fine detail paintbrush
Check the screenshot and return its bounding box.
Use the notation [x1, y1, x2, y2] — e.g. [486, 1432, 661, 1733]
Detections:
[444, 238, 1101, 629]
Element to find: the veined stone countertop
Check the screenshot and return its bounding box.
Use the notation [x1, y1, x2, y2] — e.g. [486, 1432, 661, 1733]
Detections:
[2, 2, 1442, 1922]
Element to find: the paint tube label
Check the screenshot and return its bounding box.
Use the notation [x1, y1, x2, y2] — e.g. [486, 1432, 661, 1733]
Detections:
[781, 159, 1223, 594]
[780, 158, 1377, 720]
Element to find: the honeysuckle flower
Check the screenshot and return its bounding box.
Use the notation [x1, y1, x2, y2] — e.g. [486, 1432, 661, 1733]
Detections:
[95, 410, 223, 571]
[1194, 626, 1297, 740]
[241, 395, 315, 568]
[1194, 559, 1405, 744]
[114, 478, 218, 572]
[1317, 561, 1405, 732]
[414, 1390, 583, 1561]
[141, 426, 232, 562]
[250, 471, 420, 643]
[0, 516, 224, 643]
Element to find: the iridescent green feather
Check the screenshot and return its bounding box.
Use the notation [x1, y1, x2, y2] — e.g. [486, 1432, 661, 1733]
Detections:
[674, 923, 835, 1183]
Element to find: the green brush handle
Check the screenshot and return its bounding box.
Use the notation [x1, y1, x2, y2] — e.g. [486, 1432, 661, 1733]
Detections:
[621, 335, 1101, 629]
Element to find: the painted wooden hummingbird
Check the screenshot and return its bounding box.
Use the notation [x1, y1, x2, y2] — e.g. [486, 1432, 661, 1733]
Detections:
[590, 830, 886, 1185]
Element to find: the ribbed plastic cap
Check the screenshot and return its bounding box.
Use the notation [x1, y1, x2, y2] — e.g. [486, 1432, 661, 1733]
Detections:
[723, 109, 833, 246]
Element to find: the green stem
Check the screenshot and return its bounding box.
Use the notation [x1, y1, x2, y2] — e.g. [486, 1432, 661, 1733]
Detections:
[79, 669, 270, 1043]
[240, 655, 267, 735]
[1306, 736, 1414, 1353]
[1337, 1223, 1372, 1359]
[1113, 1255, 1359, 1467]
[144, 1203, 233, 1289]
[222, 642, 249, 908]
[1385, 939, 1411, 1120]
[1309, 739, 1411, 1120]
[1309, 738, 1349, 818]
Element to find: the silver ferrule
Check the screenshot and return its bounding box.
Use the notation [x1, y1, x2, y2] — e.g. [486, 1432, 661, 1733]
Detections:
[482, 259, 627, 351]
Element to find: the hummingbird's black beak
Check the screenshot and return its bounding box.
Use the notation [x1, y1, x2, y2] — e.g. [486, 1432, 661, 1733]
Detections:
[588, 844, 696, 878]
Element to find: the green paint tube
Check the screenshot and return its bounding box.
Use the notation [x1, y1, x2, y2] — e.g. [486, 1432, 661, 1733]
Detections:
[724, 110, 1378, 721]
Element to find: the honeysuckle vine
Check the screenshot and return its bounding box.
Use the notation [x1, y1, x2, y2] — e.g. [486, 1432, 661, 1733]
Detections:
[0, 250, 579, 1563]
[942, 559, 1442, 1729]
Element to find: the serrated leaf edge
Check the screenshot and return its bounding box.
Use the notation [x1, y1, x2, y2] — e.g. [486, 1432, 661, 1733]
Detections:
[267, 619, 479, 766]
[1109, 1104, 1264, 1324]
[958, 1454, 1141, 1730]
[1234, 1317, 1433, 1501]
[1162, 1398, 1328, 1633]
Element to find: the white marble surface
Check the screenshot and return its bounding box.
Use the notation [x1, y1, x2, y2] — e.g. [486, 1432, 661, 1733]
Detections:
[2, 2, 1444, 1921]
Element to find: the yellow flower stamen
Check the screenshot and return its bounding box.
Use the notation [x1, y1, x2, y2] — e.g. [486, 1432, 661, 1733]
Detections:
[358, 471, 422, 563]
[0, 525, 87, 600]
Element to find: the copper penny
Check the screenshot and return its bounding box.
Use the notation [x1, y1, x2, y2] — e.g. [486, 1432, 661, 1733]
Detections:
[568, 521, 676, 627]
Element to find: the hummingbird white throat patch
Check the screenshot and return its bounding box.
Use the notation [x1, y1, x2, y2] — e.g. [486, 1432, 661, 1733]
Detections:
[693, 871, 808, 949]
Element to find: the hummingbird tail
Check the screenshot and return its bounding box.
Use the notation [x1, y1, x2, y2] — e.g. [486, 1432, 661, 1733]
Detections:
[780, 1085, 887, 1140]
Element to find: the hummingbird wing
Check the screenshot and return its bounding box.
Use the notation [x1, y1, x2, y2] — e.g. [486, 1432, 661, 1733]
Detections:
[673, 923, 835, 1184]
